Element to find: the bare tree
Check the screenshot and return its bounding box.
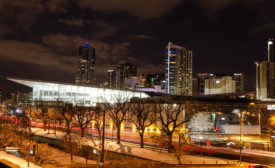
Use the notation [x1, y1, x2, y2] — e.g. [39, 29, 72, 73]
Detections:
[48, 107, 61, 135]
[101, 92, 131, 144]
[58, 103, 74, 162]
[34, 101, 48, 131]
[130, 99, 153, 148]
[73, 106, 92, 137]
[155, 101, 186, 153]
[92, 105, 104, 139]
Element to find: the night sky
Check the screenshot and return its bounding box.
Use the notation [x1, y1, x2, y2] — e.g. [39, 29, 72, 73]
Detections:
[0, 0, 274, 94]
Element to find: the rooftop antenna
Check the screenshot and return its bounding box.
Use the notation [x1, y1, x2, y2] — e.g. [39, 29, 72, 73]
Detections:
[84, 34, 89, 47]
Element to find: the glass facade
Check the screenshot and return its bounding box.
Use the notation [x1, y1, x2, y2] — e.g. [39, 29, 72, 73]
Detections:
[165, 42, 193, 96]
[7, 78, 149, 106]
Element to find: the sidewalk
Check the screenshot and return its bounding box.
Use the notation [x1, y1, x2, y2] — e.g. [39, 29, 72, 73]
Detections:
[31, 127, 238, 165]
[0, 151, 41, 168]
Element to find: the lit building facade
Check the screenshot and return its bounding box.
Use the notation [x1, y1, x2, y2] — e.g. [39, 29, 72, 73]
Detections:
[255, 38, 275, 101]
[107, 70, 119, 88]
[233, 73, 244, 94]
[165, 42, 193, 96]
[125, 76, 146, 89]
[7, 77, 149, 107]
[75, 42, 96, 86]
[118, 63, 137, 89]
[145, 74, 165, 88]
[255, 61, 275, 100]
[11, 92, 32, 105]
[204, 76, 236, 95]
[197, 73, 214, 95]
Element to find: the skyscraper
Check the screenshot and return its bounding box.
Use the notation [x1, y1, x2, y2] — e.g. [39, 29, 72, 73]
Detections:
[233, 73, 244, 94]
[268, 38, 274, 62]
[255, 61, 275, 100]
[75, 41, 96, 86]
[165, 42, 193, 96]
[255, 38, 275, 100]
[117, 63, 137, 88]
[107, 70, 119, 88]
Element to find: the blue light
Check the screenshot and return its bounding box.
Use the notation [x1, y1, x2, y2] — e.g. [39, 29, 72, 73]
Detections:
[164, 49, 178, 54]
[84, 43, 89, 47]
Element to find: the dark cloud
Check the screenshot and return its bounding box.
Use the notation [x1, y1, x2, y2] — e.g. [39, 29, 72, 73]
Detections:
[0, 39, 74, 73]
[44, 0, 70, 13]
[198, 0, 266, 11]
[128, 34, 154, 39]
[0, 0, 274, 90]
[78, 0, 183, 19]
[59, 18, 84, 27]
[88, 21, 118, 40]
[249, 22, 275, 35]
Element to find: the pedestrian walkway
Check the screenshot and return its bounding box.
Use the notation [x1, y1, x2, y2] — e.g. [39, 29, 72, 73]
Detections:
[0, 151, 41, 168]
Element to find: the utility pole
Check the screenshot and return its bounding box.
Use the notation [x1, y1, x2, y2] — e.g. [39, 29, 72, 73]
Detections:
[239, 110, 243, 165]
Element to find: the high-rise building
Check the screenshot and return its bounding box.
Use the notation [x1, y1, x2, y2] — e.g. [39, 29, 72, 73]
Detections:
[233, 73, 244, 94]
[107, 70, 119, 88]
[268, 38, 274, 62]
[197, 73, 215, 95]
[204, 76, 236, 95]
[255, 38, 275, 100]
[165, 42, 193, 96]
[75, 41, 96, 86]
[255, 61, 275, 100]
[117, 63, 137, 88]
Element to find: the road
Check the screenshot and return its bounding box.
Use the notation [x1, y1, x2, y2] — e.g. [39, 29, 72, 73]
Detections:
[1, 115, 275, 166]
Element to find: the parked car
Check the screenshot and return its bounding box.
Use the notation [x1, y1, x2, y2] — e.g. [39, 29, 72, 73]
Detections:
[226, 141, 236, 147]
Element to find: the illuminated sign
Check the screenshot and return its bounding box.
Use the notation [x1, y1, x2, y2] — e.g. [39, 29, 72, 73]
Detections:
[267, 104, 275, 110]
[16, 107, 23, 114]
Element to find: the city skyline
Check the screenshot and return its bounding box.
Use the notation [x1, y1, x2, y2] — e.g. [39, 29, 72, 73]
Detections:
[0, 0, 274, 93]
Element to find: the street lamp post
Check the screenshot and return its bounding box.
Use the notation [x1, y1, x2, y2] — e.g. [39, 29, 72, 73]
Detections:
[199, 136, 203, 156]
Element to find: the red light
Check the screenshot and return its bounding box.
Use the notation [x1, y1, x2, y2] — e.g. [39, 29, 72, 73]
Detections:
[215, 128, 220, 131]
